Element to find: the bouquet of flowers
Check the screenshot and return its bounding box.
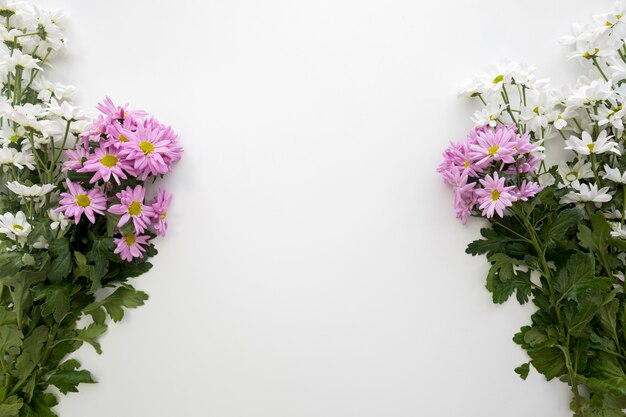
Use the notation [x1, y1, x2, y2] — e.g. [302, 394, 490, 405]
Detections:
[439, 4, 626, 416]
[0, 2, 182, 416]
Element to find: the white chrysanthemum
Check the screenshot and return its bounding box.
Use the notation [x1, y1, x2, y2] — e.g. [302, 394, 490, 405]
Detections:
[2, 49, 40, 72]
[611, 223, 626, 239]
[0, 147, 35, 170]
[471, 103, 501, 128]
[6, 181, 55, 197]
[603, 165, 626, 184]
[7, 103, 46, 129]
[47, 98, 85, 121]
[564, 130, 620, 155]
[0, 211, 31, 242]
[33, 77, 75, 102]
[560, 183, 612, 205]
[558, 161, 593, 189]
[48, 208, 69, 232]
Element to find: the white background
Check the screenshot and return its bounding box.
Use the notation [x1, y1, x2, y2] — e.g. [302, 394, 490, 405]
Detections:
[28, 0, 614, 416]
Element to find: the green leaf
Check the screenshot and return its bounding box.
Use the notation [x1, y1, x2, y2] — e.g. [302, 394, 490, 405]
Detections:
[46, 359, 95, 394]
[582, 393, 626, 417]
[0, 307, 22, 357]
[83, 285, 148, 323]
[13, 326, 48, 381]
[0, 252, 22, 279]
[514, 362, 530, 380]
[485, 255, 532, 304]
[528, 346, 567, 380]
[75, 323, 107, 354]
[73, 251, 91, 280]
[554, 252, 611, 302]
[587, 353, 626, 396]
[37, 285, 71, 323]
[540, 207, 583, 244]
[564, 290, 604, 337]
[578, 213, 611, 260]
[0, 396, 23, 417]
[48, 239, 72, 283]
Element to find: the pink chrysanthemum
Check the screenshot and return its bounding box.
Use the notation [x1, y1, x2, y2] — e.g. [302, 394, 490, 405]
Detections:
[469, 125, 518, 167]
[437, 141, 482, 177]
[63, 146, 90, 171]
[56, 179, 107, 224]
[113, 232, 150, 262]
[454, 191, 477, 224]
[475, 172, 517, 218]
[96, 96, 146, 122]
[108, 185, 155, 233]
[78, 146, 132, 184]
[514, 180, 543, 201]
[151, 189, 172, 236]
[118, 119, 182, 179]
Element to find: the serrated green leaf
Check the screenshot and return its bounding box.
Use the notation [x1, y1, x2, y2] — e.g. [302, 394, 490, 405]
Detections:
[0, 396, 23, 417]
[515, 362, 530, 380]
[83, 285, 148, 323]
[48, 239, 72, 283]
[528, 346, 567, 380]
[555, 252, 611, 302]
[587, 353, 626, 396]
[13, 326, 48, 381]
[46, 359, 95, 394]
[76, 322, 107, 354]
[540, 207, 582, 243]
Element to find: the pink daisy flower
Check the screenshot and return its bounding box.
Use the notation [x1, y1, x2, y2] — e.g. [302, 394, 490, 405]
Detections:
[454, 191, 477, 224]
[119, 120, 182, 179]
[78, 146, 132, 184]
[469, 125, 518, 167]
[96, 96, 146, 122]
[114, 232, 150, 262]
[514, 180, 543, 201]
[151, 189, 172, 236]
[56, 179, 107, 224]
[108, 185, 155, 233]
[63, 146, 90, 171]
[437, 141, 482, 177]
[475, 172, 517, 218]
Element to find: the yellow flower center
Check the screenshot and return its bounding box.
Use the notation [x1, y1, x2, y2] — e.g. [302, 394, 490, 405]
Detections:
[493, 75, 504, 84]
[488, 145, 500, 156]
[587, 143, 595, 152]
[160, 212, 167, 220]
[463, 160, 470, 168]
[491, 190, 501, 201]
[139, 141, 154, 155]
[12, 224, 23, 231]
[566, 171, 578, 182]
[100, 154, 118, 168]
[128, 201, 142, 216]
[583, 48, 600, 59]
[124, 233, 136, 245]
[8, 135, 19, 143]
[118, 134, 129, 143]
[533, 106, 540, 115]
[76, 194, 90, 207]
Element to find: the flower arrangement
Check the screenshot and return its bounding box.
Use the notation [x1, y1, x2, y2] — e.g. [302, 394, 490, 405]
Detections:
[0, 2, 182, 416]
[439, 4, 626, 416]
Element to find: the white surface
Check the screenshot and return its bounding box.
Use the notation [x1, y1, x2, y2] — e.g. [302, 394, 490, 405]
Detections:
[29, 0, 612, 416]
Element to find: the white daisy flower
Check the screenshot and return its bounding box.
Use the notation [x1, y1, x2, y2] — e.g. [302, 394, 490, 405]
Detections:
[559, 183, 612, 205]
[564, 130, 620, 155]
[558, 160, 594, 189]
[0, 211, 31, 243]
[6, 181, 55, 197]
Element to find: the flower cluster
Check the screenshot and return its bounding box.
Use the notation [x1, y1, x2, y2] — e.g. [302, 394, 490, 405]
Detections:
[59, 98, 182, 261]
[441, 4, 626, 417]
[438, 124, 544, 222]
[0, 3, 183, 415]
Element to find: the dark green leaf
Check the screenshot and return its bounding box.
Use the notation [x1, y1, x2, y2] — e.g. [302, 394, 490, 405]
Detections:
[48, 239, 72, 283]
[46, 359, 95, 394]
